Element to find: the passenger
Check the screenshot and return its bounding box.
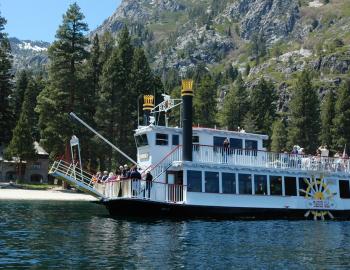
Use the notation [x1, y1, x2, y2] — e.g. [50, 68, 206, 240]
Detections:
[122, 164, 129, 178]
[318, 145, 329, 157]
[130, 166, 141, 196]
[107, 172, 117, 182]
[291, 145, 298, 155]
[92, 171, 101, 184]
[223, 138, 230, 163]
[145, 170, 153, 198]
[298, 147, 305, 155]
[130, 166, 141, 180]
[117, 165, 124, 176]
[101, 171, 108, 182]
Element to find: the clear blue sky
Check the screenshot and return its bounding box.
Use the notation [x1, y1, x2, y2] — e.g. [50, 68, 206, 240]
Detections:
[0, 0, 121, 42]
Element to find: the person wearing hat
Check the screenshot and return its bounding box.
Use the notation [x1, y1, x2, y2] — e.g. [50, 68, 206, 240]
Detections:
[122, 164, 130, 179]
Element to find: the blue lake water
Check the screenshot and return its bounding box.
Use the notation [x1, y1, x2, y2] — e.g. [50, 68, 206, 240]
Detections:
[1, 200, 350, 269]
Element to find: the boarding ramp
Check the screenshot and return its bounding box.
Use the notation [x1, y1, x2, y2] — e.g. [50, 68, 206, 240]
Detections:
[49, 160, 105, 199]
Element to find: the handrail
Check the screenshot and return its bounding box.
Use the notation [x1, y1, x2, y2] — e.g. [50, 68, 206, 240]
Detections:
[102, 178, 186, 202]
[195, 144, 349, 161]
[192, 145, 350, 174]
[142, 145, 181, 175]
[105, 177, 187, 186]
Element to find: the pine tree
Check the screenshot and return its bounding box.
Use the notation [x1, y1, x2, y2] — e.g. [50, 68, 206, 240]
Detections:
[332, 80, 350, 151]
[36, 3, 89, 158]
[12, 70, 29, 122]
[242, 111, 258, 133]
[287, 70, 320, 154]
[0, 14, 13, 145]
[99, 31, 115, 67]
[5, 82, 36, 181]
[320, 90, 335, 149]
[95, 48, 125, 169]
[219, 73, 249, 130]
[114, 26, 136, 159]
[249, 78, 277, 136]
[132, 48, 154, 96]
[194, 74, 217, 127]
[271, 119, 287, 152]
[81, 34, 102, 169]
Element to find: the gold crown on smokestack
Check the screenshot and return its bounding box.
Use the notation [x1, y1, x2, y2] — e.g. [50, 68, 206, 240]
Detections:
[181, 79, 194, 96]
[143, 95, 154, 111]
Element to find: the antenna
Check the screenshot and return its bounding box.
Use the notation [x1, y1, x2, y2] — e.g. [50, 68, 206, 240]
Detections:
[151, 94, 182, 127]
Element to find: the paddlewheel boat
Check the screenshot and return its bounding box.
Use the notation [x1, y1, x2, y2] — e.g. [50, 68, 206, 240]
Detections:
[50, 80, 350, 220]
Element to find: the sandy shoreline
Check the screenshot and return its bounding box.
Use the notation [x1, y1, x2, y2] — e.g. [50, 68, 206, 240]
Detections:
[0, 188, 97, 201]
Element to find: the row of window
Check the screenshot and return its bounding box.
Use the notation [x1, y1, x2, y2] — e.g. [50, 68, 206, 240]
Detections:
[136, 133, 259, 150]
[187, 170, 350, 199]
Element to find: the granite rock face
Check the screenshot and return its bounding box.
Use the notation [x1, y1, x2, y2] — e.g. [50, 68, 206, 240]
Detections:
[222, 0, 300, 42]
[92, 0, 301, 72]
[9, 38, 49, 72]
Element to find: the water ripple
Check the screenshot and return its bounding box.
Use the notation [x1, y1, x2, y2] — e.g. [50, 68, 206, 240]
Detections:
[0, 201, 350, 269]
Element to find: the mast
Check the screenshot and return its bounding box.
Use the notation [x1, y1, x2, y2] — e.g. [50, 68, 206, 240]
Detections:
[69, 112, 140, 167]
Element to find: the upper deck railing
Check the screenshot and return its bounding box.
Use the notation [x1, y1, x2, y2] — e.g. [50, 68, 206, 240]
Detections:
[188, 145, 350, 174]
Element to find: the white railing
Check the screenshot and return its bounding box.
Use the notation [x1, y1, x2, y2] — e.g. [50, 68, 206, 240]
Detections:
[49, 159, 106, 199]
[192, 145, 350, 174]
[102, 179, 186, 203]
[50, 159, 95, 188]
[143, 145, 182, 181]
[49, 159, 186, 203]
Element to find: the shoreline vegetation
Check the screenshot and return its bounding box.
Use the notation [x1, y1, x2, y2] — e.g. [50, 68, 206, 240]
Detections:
[0, 183, 96, 201]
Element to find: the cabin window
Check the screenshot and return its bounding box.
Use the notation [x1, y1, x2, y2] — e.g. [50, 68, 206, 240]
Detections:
[299, 177, 310, 196]
[245, 140, 258, 156]
[187, 170, 202, 192]
[222, 173, 236, 194]
[230, 138, 243, 155]
[172, 134, 179, 146]
[254, 175, 267, 195]
[270, 176, 282, 195]
[238, 174, 252, 194]
[339, 180, 350, 199]
[205, 172, 219, 193]
[285, 177, 297, 196]
[135, 134, 148, 147]
[193, 136, 199, 151]
[213, 136, 225, 152]
[214, 136, 225, 147]
[156, 133, 168, 145]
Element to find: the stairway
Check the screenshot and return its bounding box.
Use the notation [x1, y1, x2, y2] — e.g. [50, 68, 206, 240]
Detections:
[49, 160, 105, 199]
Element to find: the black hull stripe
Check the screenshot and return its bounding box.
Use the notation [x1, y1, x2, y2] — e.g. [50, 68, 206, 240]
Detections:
[103, 199, 350, 220]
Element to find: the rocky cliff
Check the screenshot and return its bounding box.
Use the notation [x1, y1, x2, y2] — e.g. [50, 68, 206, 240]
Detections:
[9, 38, 49, 72]
[93, 0, 302, 72]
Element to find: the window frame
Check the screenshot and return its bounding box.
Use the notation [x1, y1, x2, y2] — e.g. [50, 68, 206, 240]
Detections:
[254, 175, 267, 195]
[205, 171, 220, 193]
[339, 180, 350, 199]
[172, 134, 179, 146]
[222, 172, 236, 194]
[270, 175, 283, 196]
[135, 134, 149, 147]
[285, 176, 297, 196]
[187, 170, 202, 192]
[238, 173, 252, 195]
[155, 133, 169, 146]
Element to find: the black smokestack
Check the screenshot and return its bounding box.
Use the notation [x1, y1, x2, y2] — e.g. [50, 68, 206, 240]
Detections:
[181, 79, 194, 161]
[143, 95, 154, 125]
